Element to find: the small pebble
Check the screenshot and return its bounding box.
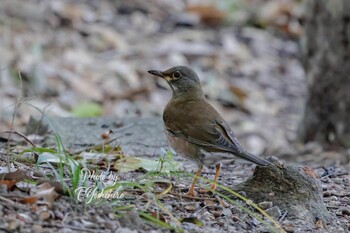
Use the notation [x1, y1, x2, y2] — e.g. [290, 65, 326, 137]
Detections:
[202, 211, 215, 221]
[330, 196, 338, 201]
[54, 210, 64, 220]
[323, 191, 332, 197]
[321, 177, 330, 183]
[204, 200, 215, 207]
[282, 220, 295, 233]
[217, 221, 225, 227]
[258, 201, 273, 210]
[265, 206, 282, 219]
[238, 191, 246, 197]
[32, 225, 43, 233]
[108, 213, 116, 220]
[7, 219, 20, 231]
[211, 210, 223, 218]
[38, 211, 51, 221]
[164, 204, 172, 212]
[328, 200, 341, 207]
[198, 188, 208, 194]
[341, 208, 350, 215]
[337, 226, 345, 232]
[335, 211, 343, 216]
[232, 215, 239, 222]
[185, 204, 197, 211]
[333, 178, 343, 185]
[115, 228, 138, 233]
[219, 199, 230, 208]
[342, 196, 349, 203]
[222, 208, 232, 217]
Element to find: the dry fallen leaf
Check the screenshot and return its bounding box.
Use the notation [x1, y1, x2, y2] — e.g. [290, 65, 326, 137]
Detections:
[315, 219, 324, 229]
[20, 196, 39, 205]
[211, 210, 223, 218]
[185, 204, 197, 211]
[204, 199, 215, 207]
[303, 166, 318, 179]
[149, 211, 167, 223]
[51, 1, 85, 26]
[34, 182, 60, 205]
[0, 170, 30, 182]
[37, 180, 65, 195]
[229, 85, 248, 102]
[38, 210, 51, 221]
[232, 214, 240, 222]
[0, 170, 32, 191]
[186, 5, 226, 26]
[21, 182, 59, 207]
[0, 180, 17, 191]
[198, 188, 209, 194]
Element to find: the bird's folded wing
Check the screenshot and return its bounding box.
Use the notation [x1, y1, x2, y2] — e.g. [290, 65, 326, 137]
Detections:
[166, 120, 270, 166]
[166, 119, 244, 154]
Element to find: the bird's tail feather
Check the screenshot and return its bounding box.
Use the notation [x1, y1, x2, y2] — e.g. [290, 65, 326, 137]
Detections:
[237, 151, 271, 166]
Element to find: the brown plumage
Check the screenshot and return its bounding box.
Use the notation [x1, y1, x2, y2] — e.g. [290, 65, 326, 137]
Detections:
[148, 66, 270, 196]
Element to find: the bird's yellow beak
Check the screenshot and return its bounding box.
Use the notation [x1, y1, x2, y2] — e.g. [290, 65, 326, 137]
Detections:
[148, 70, 171, 81]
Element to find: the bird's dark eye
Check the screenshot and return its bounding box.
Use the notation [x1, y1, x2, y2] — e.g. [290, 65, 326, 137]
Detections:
[172, 71, 181, 79]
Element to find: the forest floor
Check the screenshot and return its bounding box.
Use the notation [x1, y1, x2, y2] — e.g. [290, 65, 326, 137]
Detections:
[0, 0, 349, 232]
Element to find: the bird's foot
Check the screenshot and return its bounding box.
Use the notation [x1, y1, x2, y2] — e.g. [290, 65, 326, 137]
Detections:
[210, 184, 217, 191]
[186, 188, 197, 197]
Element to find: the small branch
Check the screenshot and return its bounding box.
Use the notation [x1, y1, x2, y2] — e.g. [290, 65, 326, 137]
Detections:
[3, 130, 36, 147]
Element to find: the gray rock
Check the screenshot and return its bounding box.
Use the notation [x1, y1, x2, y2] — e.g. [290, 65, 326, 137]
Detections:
[258, 201, 273, 210]
[265, 206, 282, 219]
[341, 208, 350, 216]
[222, 208, 232, 217]
[237, 162, 332, 226]
[333, 178, 343, 185]
[115, 228, 138, 233]
[26, 116, 169, 157]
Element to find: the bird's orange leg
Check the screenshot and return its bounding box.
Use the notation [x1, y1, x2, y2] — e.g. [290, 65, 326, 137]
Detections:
[210, 163, 221, 191]
[187, 164, 203, 196]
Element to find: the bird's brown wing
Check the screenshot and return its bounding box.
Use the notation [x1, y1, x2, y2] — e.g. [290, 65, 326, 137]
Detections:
[164, 99, 270, 166]
[164, 99, 244, 152]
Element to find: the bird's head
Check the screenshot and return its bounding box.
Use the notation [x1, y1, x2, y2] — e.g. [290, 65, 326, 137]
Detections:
[148, 66, 204, 99]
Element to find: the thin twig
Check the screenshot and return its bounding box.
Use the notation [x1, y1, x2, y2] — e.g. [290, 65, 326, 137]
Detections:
[5, 71, 25, 170]
[0, 195, 16, 205]
[122, 188, 216, 201]
[41, 223, 97, 232]
[0, 195, 28, 210]
[278, 210, 288, 222]
[166, 192, 216, 201]
[3, 130, 36, 147]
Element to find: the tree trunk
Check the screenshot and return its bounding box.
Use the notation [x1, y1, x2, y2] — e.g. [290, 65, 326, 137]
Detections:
[298, 0, 350, 147]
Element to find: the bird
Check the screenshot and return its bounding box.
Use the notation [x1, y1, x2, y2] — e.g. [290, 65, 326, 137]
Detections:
[148, 66, 270, 196]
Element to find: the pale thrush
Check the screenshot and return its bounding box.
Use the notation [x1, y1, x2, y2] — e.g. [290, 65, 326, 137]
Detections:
[148, 66, 270, 196]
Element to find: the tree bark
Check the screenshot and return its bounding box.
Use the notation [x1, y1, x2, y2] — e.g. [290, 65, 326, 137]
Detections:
[298, 0, 350, 147]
